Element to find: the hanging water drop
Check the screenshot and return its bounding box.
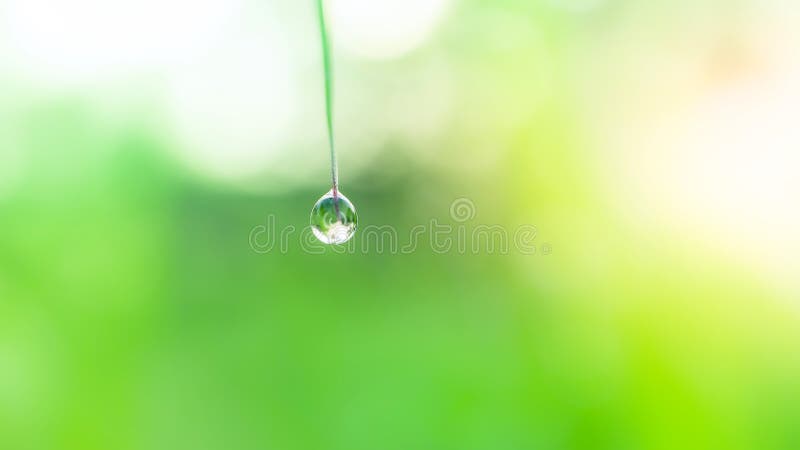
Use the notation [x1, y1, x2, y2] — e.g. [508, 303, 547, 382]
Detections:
[310, 189, 358, 245]
[310, 0, 358, 245]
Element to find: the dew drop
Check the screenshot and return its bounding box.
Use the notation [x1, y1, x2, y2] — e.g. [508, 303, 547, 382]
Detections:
[310, 189, 358, 245]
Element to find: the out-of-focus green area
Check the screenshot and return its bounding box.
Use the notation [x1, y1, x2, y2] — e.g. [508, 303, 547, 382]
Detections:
[2, 0, 800, 449]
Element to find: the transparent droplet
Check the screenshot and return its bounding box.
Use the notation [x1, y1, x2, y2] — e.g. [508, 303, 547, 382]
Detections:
[310, 189, 358, 245]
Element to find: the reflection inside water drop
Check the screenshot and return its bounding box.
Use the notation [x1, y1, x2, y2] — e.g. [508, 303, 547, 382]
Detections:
[310, 189, 358, 245]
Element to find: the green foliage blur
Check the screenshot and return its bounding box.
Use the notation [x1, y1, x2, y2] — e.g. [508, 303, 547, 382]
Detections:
[1, 0, 799, 449]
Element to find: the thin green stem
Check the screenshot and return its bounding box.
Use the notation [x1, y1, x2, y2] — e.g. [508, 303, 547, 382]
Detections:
[316, 0, 338, 196]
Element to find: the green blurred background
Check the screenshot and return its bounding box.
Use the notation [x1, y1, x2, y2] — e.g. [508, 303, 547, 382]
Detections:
[2, 0, 800, 449]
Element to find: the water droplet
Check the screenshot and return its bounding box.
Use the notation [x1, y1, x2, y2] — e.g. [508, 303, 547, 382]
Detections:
[310, 189, 358, 245]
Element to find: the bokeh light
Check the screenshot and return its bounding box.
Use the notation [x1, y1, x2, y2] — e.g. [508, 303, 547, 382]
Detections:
[164, 26, 300, 186]
[328, 0, 452, 59]
[2, 0, 243, 85]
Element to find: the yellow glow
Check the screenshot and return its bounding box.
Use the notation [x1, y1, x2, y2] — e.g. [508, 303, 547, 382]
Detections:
[621, 68, 800, 294]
